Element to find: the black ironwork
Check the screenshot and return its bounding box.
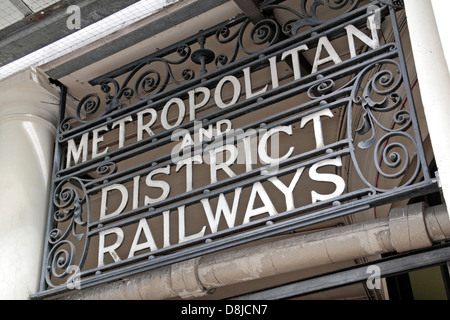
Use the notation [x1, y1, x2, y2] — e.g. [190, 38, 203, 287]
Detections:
[33, 0, 440, 299]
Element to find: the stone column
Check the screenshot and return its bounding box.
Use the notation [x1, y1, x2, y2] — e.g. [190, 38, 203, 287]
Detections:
[0, 68, 60, 299]
[404, 0, 450, 216]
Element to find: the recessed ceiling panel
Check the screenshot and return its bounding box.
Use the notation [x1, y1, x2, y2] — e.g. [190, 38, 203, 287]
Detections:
[22, 0, 60, 12]
[0, 1, 27, 30]
[0, 0, 170, 80]
[0, 0, 61, 31]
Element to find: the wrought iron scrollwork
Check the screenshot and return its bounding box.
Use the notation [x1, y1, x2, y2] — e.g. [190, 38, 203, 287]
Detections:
[213, 17, 282, 68]
[262, 0, 362, 35]
[307, 78, 337, 98]
[373, 132, 419, 183]
[95, 161, 118, 176]
[59, 0, 368, 131]
[45, 178, 90, 288]
[60, 43, 192, 130]
[349, 59, 419, 192]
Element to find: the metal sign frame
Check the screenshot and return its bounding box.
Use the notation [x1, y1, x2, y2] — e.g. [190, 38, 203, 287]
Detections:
[33, 0, 439, 299]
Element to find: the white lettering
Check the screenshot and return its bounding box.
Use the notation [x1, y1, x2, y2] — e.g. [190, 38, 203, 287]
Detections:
[311, 36, 342, 73]
[258, 126, 294, 165]
[128, 218, 158, 258]
[345, 15, 380, 58]
[201, 188, 242, 233]
[309, 157, 346, 203]
[98, 227, 124, 267]
[145, 165, 171, 205]
[300, 108, 334, 149]
[137, 108, 157, 140]
[178, 205, 206, 243]
[281, 44, 309, 80]
[209, 144, 238, 184]
[66, 133, 88, 168]
[244, 66, 268, 99]
[243, 182, 277, 224]
[112, 116, 133, 148]
[100, 184, 128, 220]
[132, 175, 140, 209]
[189, 87, 210, 120]
[163, 210, 171, 248]
[214, 75, 241, 109]
[215, 119, 233, 136]
[176, 154, 202, 192]
[92, 125, 109, 158]
[269, 168, 304, 211]
[268, 55, 280, 89]
[161, 98, 186, 129]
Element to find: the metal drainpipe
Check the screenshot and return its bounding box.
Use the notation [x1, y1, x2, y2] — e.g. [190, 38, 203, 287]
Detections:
[61, 202, 450, 300]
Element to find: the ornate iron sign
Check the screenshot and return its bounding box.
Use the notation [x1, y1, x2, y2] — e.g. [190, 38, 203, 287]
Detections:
[35, 0, 439, 298]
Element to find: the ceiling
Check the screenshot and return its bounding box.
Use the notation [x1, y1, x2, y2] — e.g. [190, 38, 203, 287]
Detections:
[0, 0, 61, 31]
[0, 0, 227, 81]
[0, 0, 145, 77]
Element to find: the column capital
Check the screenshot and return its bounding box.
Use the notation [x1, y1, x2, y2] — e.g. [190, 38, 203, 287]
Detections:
[0, 68, 60, 126]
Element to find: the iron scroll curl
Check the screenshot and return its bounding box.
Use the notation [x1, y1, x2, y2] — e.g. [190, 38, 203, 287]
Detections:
[45, 177, 90, 288]
[348, 58, 420, 193]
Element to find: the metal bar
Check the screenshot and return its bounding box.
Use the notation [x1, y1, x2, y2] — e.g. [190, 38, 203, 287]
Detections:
[440, 261, 450, 298]
[388, 4, 431, 181]
[88, 178, 438, 255]
[233, 0, 265, 24]
[37, 81, 67, 292]
[231, 244, 450, 300]
[55, 4, 387, 146]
